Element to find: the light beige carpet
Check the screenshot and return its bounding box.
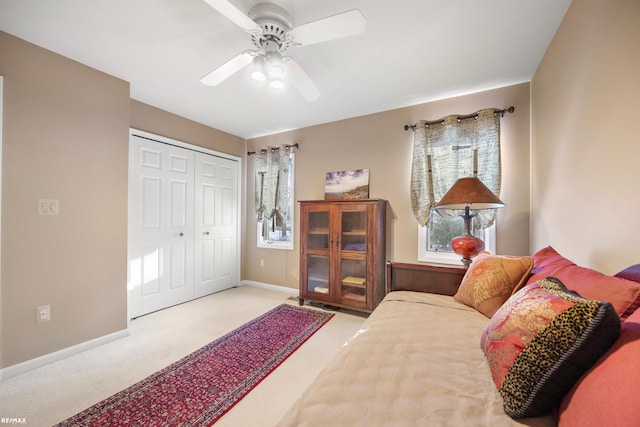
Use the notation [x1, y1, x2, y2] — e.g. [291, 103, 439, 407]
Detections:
[0, 285, 367, 426]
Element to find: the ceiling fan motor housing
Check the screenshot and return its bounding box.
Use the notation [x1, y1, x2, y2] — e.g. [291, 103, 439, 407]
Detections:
[249, 3, 294, 52]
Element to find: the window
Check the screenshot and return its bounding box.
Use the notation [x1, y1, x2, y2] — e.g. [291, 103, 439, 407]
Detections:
[410, 108, 503, 265]
[256, 150, 295, 250]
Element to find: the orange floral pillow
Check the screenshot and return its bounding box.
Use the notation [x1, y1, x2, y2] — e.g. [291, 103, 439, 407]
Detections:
[454, 252, 533, 317]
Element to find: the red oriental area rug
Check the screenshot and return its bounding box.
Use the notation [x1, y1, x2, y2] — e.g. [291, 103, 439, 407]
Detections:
[55, 304, 333, 426]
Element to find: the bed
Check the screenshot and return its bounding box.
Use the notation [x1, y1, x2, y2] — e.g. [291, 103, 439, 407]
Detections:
[278, 261, 556, 426]
[280, 249, 640, 426]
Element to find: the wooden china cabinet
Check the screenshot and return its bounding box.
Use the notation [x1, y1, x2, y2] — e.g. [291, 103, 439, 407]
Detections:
[298, 199, 387, 313]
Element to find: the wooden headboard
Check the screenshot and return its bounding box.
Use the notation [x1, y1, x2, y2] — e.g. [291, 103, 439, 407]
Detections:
[385, 261, 466, 296]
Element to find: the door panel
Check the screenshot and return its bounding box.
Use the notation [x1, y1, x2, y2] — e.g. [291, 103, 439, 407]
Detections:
[140, 246, 161, 297]
[141, 177, 161, 228]
[169, 180, 189, 228]
[217, 236, 234, 279]
[201, 184, 216, 226]
[199, 239, 215, 282]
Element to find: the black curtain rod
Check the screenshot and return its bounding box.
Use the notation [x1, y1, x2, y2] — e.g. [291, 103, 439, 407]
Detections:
[403, 106, 515, 131]
[247, 142, 299, 156]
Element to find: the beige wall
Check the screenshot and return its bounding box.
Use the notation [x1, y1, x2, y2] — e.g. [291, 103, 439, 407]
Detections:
[245, 83, 532, 289]
[130, 100, 245, 158]
[0, 31, 129, 368]
[531, 0, 640, 274]
[0, 31, 245, 369]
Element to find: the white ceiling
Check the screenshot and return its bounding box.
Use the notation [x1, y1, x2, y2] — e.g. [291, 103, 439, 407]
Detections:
[0, 0, 571, 139]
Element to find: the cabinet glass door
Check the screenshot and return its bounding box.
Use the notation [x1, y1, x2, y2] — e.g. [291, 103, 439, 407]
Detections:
[339, 210, 367, 304]
[305, 209, 330, 297]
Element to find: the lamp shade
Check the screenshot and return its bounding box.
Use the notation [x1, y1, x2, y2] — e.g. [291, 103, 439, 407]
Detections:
[435, 177, 505, 210]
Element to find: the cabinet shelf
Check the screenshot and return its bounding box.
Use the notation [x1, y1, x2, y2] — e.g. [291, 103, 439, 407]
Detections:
[309, 229, 329, 235]
[342, 230, 366, 236]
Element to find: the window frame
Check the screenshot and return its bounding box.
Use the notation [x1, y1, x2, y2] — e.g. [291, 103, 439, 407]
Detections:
[256, 152, 295, 251]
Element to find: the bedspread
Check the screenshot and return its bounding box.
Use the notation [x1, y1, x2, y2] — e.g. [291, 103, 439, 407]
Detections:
[278, 291, 556, 427]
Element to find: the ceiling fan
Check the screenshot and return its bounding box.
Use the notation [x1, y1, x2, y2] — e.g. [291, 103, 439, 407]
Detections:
[200, 0, 367, 101]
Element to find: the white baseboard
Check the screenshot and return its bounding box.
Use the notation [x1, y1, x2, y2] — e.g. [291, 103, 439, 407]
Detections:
[0, 329, 129, 381]
[240, 280, 298, 295]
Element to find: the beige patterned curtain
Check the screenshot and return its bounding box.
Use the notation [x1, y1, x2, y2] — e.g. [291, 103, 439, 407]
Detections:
[255, 144, 294, 239]
[410, 108, 501, 228]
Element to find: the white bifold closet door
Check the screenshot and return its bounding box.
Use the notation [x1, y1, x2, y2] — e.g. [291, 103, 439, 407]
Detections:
[193, 151, 238, 298]
[128, 132, 239, 318]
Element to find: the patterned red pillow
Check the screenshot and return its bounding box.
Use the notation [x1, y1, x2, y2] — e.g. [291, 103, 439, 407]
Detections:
[481, 277, 620, 418]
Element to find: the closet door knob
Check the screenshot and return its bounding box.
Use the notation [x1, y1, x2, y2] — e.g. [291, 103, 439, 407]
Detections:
[204, 231, 210, 235]
[179, 232, 184, 237]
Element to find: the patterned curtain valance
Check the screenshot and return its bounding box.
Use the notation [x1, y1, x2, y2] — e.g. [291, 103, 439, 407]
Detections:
[255, 144, 295, 238]
[410, 108, 502, 228]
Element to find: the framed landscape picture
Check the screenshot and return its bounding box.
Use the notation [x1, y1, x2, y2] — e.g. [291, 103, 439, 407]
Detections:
[324, 169, 370, 200]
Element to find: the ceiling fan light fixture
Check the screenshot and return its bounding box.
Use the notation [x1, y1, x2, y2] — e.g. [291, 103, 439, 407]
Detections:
[265, 48, 284, 78]
[251, 55, 267, 81]
[269, 79, 285, 89]
[269, 64, 284, 78]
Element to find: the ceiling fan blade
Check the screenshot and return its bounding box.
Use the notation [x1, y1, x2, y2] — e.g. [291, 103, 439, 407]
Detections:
[290, 9, 366, 46]
[202, 0, 261, 34]
[286, 60, 321, 102]
[200, 52, 253, 86]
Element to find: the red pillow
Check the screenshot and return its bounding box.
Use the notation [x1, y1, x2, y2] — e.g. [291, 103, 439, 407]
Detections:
[527, 246, 640, 320]
[557, 308, 640, 426]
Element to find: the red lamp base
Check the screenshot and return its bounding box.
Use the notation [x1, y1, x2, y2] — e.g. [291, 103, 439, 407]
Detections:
[451, 235, 485, 268]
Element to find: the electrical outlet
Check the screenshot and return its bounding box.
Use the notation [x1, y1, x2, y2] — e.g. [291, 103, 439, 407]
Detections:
[37, 199, 59, 215]
[37, 305, 51, 323]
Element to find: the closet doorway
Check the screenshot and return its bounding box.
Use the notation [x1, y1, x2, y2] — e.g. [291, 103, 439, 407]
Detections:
[127, 129, 240, 318]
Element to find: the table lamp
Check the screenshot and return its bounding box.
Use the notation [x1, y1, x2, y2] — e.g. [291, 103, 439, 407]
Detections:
[435, 177, 505, 268]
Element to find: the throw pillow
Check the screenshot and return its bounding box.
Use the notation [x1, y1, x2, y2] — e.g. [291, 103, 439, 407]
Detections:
[614, 264, 640, 283]
[557, 308, 640, 426]
[527, 246, 640, 320]
[481, 277, 621, 418]
[454, 252, 533, 318]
